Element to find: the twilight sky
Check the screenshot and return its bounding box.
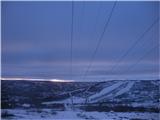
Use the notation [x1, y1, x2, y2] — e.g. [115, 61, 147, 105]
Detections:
[2, 1, 159, 81]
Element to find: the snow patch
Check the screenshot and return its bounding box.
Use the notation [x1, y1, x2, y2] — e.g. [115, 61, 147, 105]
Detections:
[115, 81, 135, 97]
[89, 81, 125, 102]
[1, 109, 159, 120]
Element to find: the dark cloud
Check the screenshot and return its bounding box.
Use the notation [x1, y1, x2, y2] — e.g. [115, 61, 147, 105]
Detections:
[1, 1, 159, 81]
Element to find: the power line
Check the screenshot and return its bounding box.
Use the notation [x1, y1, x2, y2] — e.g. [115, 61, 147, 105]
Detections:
[115, 44, 159, 79]
[70, 1, 74, 80]
[79, 2, 101, 78]
[107, 18, 159, 76]
[90, 2, 102, 44]
[78, 1, 85, 36]
[69, 1, 74, 109]
[82, 1, 117, 80]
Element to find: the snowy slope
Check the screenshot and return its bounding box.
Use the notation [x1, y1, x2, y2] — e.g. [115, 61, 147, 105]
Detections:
[114, 81, 135, 97]
[2, 80, 159, 109]
[88, 81, 126, 102]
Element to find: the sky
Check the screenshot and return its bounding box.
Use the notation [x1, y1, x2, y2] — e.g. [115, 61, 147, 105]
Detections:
[1, 1, 159, 81]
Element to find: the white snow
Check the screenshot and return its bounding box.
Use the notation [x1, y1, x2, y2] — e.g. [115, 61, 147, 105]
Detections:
[131, 102, 159, 108]
[1, 109, 159, 120]
[43, 97, 85, 105]
[88, 81, 126, 102]
[114, 81, 135, 97]
[22, 104, 31, 108]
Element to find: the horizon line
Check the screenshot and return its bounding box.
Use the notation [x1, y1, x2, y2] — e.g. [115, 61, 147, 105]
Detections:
[1, 77, 159, 82]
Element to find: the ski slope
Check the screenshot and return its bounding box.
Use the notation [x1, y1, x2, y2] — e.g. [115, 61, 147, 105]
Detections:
[88, 81, 135, 103]
[89, 81, 126, 102]
[114, 81, 135, 97]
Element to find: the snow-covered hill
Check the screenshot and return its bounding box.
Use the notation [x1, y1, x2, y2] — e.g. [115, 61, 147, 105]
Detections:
[1, 80, 159, 111]
[1, 79, 160, 120]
